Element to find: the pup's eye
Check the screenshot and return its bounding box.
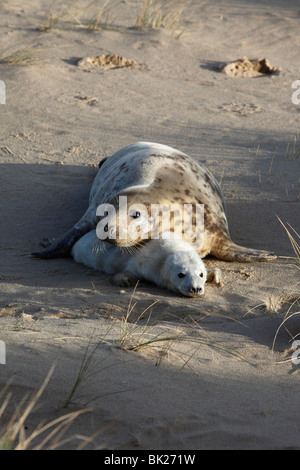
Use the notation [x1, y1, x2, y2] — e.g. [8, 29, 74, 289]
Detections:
[104, 223, 108, 232]
[132, 211, 141, 219]
[199, 273, 203, 278]
[104, 211, 108, 217]
[178, 273, 185, 278]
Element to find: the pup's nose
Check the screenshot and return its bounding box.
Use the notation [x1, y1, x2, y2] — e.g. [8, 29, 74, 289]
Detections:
[190, 287, 203, 295]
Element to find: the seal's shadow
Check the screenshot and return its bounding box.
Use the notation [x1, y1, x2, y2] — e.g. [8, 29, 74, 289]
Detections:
[1, 162, 297, 286]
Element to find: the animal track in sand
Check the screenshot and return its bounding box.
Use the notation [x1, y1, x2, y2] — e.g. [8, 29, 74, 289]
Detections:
[221, 103, 261, 115]
[74, 93, 99, 106]
[77, 54, 148, 71]
[222, 56, 281, 78]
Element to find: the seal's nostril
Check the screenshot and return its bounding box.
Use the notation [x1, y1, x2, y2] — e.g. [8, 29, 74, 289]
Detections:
[190, 287, 202, 295]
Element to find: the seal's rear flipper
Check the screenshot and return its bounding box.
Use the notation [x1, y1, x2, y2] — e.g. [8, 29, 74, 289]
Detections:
[31, 227, 85, 259]
[98, 156, 108, 169]
[206, 268, 222, 284]
[211, 241, 277, 262]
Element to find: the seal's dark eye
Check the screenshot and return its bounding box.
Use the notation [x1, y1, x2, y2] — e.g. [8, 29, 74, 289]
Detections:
[104, 211, 108, 217]
[199, 273, 203, 278]
[104, 223, 108, 232]
[178, 273, 185, 278]
[132, 211, 141, 219]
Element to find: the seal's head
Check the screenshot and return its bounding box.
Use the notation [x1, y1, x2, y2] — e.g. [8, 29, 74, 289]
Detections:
[161, 250, 207, 297]
[96, 187, 202, 249]
[96, 192, 154, 247]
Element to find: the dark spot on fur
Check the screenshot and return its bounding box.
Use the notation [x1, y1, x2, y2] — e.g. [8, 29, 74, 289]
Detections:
[174, 162, 185, 172]
[204, 206, 228, 238]
[195, 196, 204, 204]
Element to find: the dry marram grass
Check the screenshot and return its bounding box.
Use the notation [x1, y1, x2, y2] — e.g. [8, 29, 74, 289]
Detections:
[0, 367, 92, 450]
[271, 219, 300, 350]
[135, 0, 188, 33]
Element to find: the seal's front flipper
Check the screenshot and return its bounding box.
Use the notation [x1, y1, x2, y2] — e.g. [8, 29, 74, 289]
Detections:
[206, 268, 222, 285]
[31, 227, 85, 259]
[112, 272, 139, 287]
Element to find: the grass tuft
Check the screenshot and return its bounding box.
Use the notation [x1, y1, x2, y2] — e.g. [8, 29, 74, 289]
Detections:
[37, 0, 114, 32]
[272, 218, 300, 350]
[0, 366, 91, 450]
[135, 0, 187, 35]
[0, 45, 42, 65]
[98, 284, 248, 367]
[277, 217, 300, 267]
[285, 132, 300, 159]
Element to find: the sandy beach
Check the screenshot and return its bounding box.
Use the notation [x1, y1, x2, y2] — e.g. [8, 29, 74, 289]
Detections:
[0, 0, 299, 450]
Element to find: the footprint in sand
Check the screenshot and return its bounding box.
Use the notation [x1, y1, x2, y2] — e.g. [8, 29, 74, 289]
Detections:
[74, 93, 99, 106]
[77, 54, 148, 71]
[221, 56, 281, 78]
[221, 103, 261, 115]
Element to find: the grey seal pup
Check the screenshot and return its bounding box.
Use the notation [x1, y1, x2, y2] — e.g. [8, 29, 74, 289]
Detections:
[72, 230, 221, 297]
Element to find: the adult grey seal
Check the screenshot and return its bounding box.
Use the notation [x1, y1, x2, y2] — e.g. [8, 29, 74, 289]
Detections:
[32, 142, 276, 262]
[71, 230, 221, 297]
